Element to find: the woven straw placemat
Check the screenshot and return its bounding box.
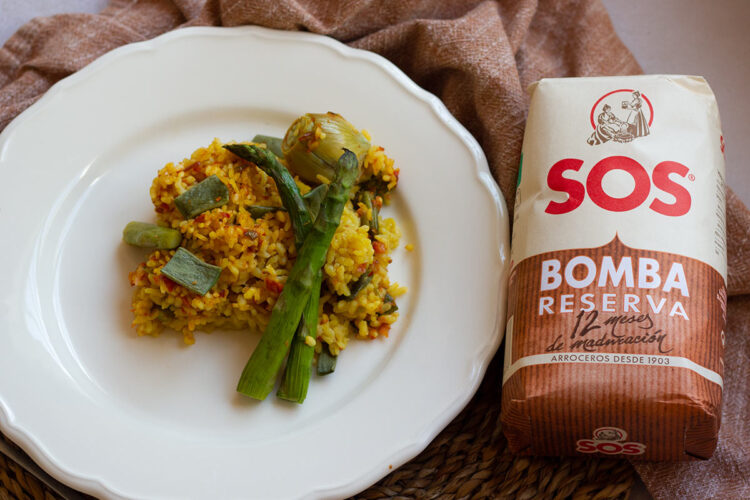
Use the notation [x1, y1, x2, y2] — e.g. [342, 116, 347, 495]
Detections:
[0, 355, 635, 499]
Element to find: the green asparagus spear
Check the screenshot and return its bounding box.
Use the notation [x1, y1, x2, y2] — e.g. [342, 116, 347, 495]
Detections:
[229, 143, 333, 401]
[276, 185, 328, 403]
[236, 150, 359, 400]
[234, 145, 328, 402]
[245, 185, 329, 220]
[224, 144, 311, 249]
[251, 134, 284, 158]
[276, 270, 322, 403]
[302, 184, 328, 218]
[174, 175, 229, 219]
[122, 221, 182, 249]
[160, 247, 222, 295]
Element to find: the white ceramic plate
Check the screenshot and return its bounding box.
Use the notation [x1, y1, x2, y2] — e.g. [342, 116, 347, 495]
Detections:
[0, 27, 509, 499]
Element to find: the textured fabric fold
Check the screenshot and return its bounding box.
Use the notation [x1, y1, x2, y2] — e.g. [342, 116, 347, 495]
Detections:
[633, 296, 750, 500]
[0, 1, 748, 498]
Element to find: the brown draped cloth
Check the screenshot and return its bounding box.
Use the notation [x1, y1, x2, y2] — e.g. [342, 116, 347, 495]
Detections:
[1, 1, 748, 498]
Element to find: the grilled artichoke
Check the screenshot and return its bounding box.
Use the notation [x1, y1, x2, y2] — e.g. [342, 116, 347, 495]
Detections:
[281, 112, 370, 184]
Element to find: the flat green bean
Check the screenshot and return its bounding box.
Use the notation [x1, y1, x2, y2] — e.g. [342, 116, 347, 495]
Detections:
[174, 175, 229, 219]
[160, 247, 222, 295]
[122, 221, 182, 249]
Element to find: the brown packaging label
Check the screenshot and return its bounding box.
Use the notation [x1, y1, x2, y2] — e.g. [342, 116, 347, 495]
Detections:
[502, 236, 725, 459]
[501, 75, 727, 460]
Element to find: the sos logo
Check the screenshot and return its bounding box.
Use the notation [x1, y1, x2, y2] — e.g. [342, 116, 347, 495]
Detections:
[576, 427, 646, 456]
[545, 156, 691, 216]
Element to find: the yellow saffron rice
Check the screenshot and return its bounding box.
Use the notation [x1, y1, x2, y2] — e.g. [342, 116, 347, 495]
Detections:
[128, 138, 405, 353]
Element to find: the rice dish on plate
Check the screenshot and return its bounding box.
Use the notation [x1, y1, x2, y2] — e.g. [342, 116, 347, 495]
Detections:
[128, 134, 405, 358]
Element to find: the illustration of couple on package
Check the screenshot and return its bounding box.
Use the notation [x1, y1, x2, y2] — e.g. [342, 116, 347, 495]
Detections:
[588, 91, 650, 145]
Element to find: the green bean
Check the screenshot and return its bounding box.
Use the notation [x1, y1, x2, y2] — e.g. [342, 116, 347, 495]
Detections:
[160, 247, 222, 295]
[358, 190, 379, 235]
[236, 150, 358, 400]
[381, 292, 398, 315]
[381, 303, 398, 315]
[359, 176, 390, 197]
[122, 221, 182, 249]
[246, 205, 283, 218]
[317, 345, 337, 376]
[370, 195, 380, 234]
[342, 268, 372, 300]
[174, 175, 229, 219]
[252, 135, 284, 158]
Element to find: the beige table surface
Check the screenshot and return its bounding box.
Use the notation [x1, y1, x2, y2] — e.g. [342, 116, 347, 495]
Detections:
[603, 0, 750, 207]
[1, 1, 748, 499]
